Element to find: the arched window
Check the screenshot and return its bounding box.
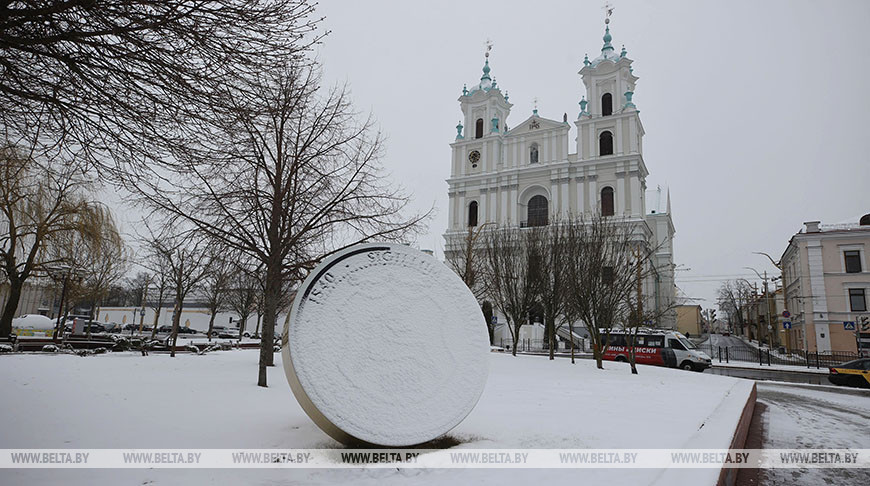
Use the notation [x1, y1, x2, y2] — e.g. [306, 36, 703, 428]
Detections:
[601, 93, 613, 116]
[599, 130, 613, 156]
[475, 118, 484, 139]
[468, 201, 478, 227]
[529, 143, 539, 164]
[601, 186, 614, 217]
[527, 195, 548, 227]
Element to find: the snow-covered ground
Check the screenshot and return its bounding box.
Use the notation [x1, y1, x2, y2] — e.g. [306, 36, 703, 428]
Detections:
[0, 350, 753, 485]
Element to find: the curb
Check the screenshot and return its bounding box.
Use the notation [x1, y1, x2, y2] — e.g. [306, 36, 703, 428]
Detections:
[717, 382, 757, 486]
[711, 363, 828, 376]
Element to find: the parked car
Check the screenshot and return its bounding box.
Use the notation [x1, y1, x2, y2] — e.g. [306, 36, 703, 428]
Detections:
[828, 359, 870, 388]
[104, 323, 123, 333]
[217, 326, 239, 339]
[210, 326, 227, 337]
[157, 325, 174, 334]
[84, 322, 107, 334]
[177, 326, 197, 335]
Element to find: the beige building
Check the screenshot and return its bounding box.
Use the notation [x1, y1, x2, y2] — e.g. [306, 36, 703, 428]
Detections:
[0, 279, 53, 319]
[675, 305, 702, 337]
[781, 216, 870, 354]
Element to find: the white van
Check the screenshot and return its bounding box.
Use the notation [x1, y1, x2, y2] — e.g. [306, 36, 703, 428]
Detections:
[602, 329, 712, 372]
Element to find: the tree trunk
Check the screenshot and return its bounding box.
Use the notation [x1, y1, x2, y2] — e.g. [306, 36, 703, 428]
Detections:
[255, 313, 262, 337]
[258, 263, 282, 387]
[238, 317, 246, 342]
[546, 316, 555, 360]
[169, 301, 181, 357]
[568, 322, 575, 364]
[207, 310, 217, 341]
[511, 324, 520, 357]
[481, 301, 494, 346]
[0, 278, 23, 338]
[150, 308, 161, 339]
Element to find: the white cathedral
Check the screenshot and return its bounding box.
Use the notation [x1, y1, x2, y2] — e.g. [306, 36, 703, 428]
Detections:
[443, 17, 677, 339]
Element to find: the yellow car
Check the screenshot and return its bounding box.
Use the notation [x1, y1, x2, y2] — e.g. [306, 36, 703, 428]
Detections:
[828, 359, 870, 388]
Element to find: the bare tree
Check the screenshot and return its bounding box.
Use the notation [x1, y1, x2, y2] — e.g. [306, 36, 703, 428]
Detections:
[227, 263, 259, 342]
[126, 272, 151, 332]
[141, 224, 211, 356]
[445, 225, 497, 344]
[1, 1, 323, 178]
[481, 226, 539, 356]
[618, 246, 678, 375]
[527, 222, 572, 360]
[148, 270, 169, 339]
[717, 280, 754, 337]
[202, 250, 233, 341]
[0, 143, 107, 337]
[564, 214, 642, 369]
[133, 61, 427, 386]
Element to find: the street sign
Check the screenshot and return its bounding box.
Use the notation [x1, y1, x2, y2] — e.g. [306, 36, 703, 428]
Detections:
[782, 321, 792, 329]
[490, 315, 497, 325]
[844, 321, 857, 331]
[782, 310, 791, 318]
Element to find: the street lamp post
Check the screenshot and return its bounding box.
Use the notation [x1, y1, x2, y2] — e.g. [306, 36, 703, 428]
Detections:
[47, 265, 72, 343]
[744, 266, 776, 348]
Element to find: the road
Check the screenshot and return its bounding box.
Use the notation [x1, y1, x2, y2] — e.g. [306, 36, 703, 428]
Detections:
[697, 333, 756, 354]
[755, 381, 870, 485]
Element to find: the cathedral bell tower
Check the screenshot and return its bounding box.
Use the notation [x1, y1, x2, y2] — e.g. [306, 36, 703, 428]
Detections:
[574, 12, 647, 217]
[452, 43, 512, 178]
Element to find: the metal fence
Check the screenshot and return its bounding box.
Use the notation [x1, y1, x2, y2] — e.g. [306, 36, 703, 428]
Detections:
[499, 338, 584, 353]
[711, 345, 861, 369]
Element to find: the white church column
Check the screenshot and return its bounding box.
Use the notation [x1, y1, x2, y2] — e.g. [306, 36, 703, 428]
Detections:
[588, 177, 598, 213]
[616, 174, 625, 215]
[629, 176, 640, 217]
[509, 182, 518, 224]
[576, 176, 585, 216]
[500, 185, 508, 224]
[559, 174, 571, 215]
[479, 188, 488, 223]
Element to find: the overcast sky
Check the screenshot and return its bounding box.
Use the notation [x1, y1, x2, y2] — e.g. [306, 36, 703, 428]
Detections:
[304, 0, 870, 308]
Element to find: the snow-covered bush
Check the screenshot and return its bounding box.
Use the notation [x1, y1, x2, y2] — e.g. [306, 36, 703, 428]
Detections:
[41, 344, 58, 353]
[0, 344, 13, 353]
[75, 349, 93, 357]
[273, 344, 281, 352]
[185, 344, 202, 355]
[92, 347, 108, 355]
[203, 343, 222, 354]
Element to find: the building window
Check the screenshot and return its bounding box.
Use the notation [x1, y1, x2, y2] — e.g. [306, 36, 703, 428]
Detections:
[601, 186, 614, 216]
[529, 143, 539, 164]
[844, 250, 862, 273]
[468, 201, 478, 227]
[475, 118, 484, 139]
[527, 195, 548, 227]
[601, 93, 612, 116]
[850, 289, 867, 312]
[599, 130, 613, 156]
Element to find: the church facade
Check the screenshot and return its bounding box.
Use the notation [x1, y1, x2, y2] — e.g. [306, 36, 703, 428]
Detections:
[443, 19, 677, 336]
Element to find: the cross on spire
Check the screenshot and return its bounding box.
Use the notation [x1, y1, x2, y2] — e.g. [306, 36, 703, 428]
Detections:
[603, 2, 614, 23]
[485, 38, 493, 58]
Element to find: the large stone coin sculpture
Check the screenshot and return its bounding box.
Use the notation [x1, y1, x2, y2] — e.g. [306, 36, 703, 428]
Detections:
[282, 243, 490, 446]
